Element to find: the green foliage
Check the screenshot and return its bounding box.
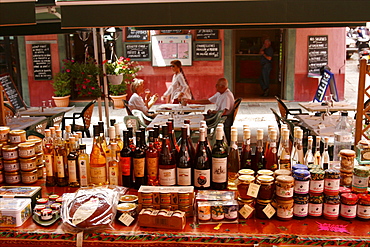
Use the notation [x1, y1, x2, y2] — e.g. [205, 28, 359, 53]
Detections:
[109, 82, 127, 96]
[52, 71, 72, 97]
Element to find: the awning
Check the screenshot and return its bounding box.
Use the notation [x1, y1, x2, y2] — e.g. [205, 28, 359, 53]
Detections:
[58, 0, 370, 29]
[0, 0, 36, 26]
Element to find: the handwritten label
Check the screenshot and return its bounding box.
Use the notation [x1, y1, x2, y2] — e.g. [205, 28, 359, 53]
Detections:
[119, 213, 135, 226]
[239, 204, 254, 219]
[247, 183, 260, 198]
[316, 221, 350, 234]
[263, 204, 276, 219]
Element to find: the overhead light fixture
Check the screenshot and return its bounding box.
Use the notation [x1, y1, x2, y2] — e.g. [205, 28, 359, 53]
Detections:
[76, 28, 92, 42]
[105, 27, 122, 41]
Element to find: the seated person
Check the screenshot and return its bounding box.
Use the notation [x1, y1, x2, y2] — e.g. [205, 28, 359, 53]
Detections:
[185, 78, 234, 118]
[128, 78, 158, 119]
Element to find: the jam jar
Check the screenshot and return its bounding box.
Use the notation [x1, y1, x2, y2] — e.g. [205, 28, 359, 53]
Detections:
[223, 202, 238, 221]
[211, 203, 225, 221]
[276, 198, 294, 221]
[292, 164, 308, 171]
[255, 199, 273, 219]
[21, 169, 38, 184]
[340, 171, 353, 187]
[275, 175, 294, 199]
[237, 175, 255, 200]
[357, 194, 370, 220]
[323, 194, 340, 220]
[26, 139, 43, 154]
[308, 193, 324, 217]
[339, 149, 356, 173]
[351, 166, 370, 193]
[0, 170, 4, 183]
[293, 169, 310, 194]
[340, 193, 358, 220]
[238, 169, 255, 176]
[309, 169, 325, 194]
[293, 194, 309, 219]
[256, 175, 275, 200]
[18, 142, 35, 159]
[257, 169, 274, 177]
[197, 202, 211, 222]
[3, 159, 20, 172]
[116, 203, 138, 220]
[4, 171, 21, 184]
[237, 197, 255, 219]
[8, 130, 26, 144]
[324, 169, 340, 195]
[19, 157, 37, 171]
[274, 169, 292, 178]
[2, 144, 18, 160]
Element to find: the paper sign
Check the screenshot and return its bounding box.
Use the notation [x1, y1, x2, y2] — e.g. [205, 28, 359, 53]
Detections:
[263, 203, 276, 219]
[239, 204, 254, 219]
[247, 183, 260, 198]
[119, 213, 135, 226]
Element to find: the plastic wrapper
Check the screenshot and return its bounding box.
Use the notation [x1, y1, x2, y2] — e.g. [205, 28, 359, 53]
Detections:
[61, 186, 126, 231]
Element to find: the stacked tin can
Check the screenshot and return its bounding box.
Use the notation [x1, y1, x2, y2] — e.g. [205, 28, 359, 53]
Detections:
[292, 164, 310, 219]
[308, 168, 325, 218]
[275, 174, 294, 220]
[339, 149, 356, 187]
[323, 169, 341, 220]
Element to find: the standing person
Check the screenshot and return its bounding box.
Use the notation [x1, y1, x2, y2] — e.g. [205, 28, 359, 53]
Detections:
[128, 78, 158, 117]
[259, 39, 273, 97]
[162, 60, 192, 103]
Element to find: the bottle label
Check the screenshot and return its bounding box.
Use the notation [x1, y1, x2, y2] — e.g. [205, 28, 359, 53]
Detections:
[340, 204, 356, 218]
[194, 169, 210, 188]
[212, 157, 227, 183]
[335, 133, 352, 143]
[133, 158, 145, 178]
[68, 160, 77, 182]
[147, 157, 158, 177]
[323, 203, 339, 217]
[309, 180, 324, 193]
[177, 167, 191, 186]
[78, 158, 88, 187]
[308, 203, 322, 217]
[293, 203, 308, 217]
[90, 166, 106, 184]
[357, 205, 370, 219]
[44, 155, 53, 177]
[120, 157, 131, 176]
[109, 166, 119, 185]
[352, 175, 369, 189]
[55, 156, 65, 178]
[159, 168, 176, 185]
[294, 180, 309, 194]
[324, 178, 340, 192]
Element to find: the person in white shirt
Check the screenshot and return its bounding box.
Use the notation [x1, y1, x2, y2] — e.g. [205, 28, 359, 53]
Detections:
[128, 78, 158, 117]
[162, 60, 192, 103]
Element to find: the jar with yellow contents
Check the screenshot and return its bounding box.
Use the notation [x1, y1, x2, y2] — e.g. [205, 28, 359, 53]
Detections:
[236, 175, 255, 200]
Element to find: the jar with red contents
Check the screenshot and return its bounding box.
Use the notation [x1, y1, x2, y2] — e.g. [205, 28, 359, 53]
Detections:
[293, 194, 309, 219]
[308, 193, 324, 217]
[323, 194, 340, 220]
[237, 175, 255, 200]
[309, 169, 324, 194]
[255, 199, 272, 219]
[256, 175, 275, 200]
[357, 194, 370, 220]
[324, 169, 340, 195]
[237, 197, 255, 219]
[340, 193, 358, 219]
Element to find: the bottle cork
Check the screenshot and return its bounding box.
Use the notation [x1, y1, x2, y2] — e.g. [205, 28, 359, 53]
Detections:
[257, 129, 263, 140]
[109, 126, 115, 139]
[216, 127, 223, 140]
[243, 128, 250, 139]
[271, 129, 277, 140]
[283, 129, 290, 139]
[65, 125, 71, 132]
[231, 129, 237, 142]
[297, 128, 303, 139]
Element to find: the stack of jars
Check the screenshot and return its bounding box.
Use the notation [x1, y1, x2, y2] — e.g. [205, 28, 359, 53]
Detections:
[323, 169, 341, 220]
[236, 169, 256, 219]
[339, 149, 356, 187]
[292, 164, 310, 219]
[255, 172, 275, 219]
[275, 173, 294, 221]
[308, 168, 325, 218]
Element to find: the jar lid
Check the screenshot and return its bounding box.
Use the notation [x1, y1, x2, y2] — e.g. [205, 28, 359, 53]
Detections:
[238, 169, 254, 176]
[37, 198, 48, 204]
[26, 139, 42, 144]
[274, 169, 291, 177]
[0, 126, 10, 132]
[339, 149, 356, 157]
[238, 175, 255, 183]
[276, 175, 294, 183]
[292, 164, 308, 170]
[325, 169, 340, 179]
[324, 194, 340, 204]
[307, 164, 321, 170]
[310, 169, 325, 180]
[9, 130, 26, 135]
[354, 166, 370, 177]
[339, 186, 352, 194]
[49, 194, 59, 200]
[256, 199, 272, 205]
[358, 194, 370, 204]
[20, 156, 36, 162]
[117, 203, 137, 212]
[341, 193, 359, 203]
[120, 195, 138, 203]
[237, 197, 254, 203]
[293, 169, 311, 180]
[2, 144, 18, 151]
[257, 169, 274, 176]
[294, 193, 309, 203]
[257, 175, 274, 183]
[34, 204, 46, 211]
[21, 169, 38, 174]
[41, 208, 52, 214]
[18, 142, 35, 148]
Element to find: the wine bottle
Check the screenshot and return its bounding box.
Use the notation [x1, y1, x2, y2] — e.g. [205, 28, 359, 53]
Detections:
[227, 128, 240, 190]
[153, 126, 162, 152]
[279, 129, 291, 170]
[67, 136, 80, 187]
[184, 123, 195, 159]
[167, 120, 179, 159]
[98, 121, 108, 153]
[252, 129, 265, 172]
[54, 130, 68, 187]
[78, 143, 90, 187]
[314, 136, 322, 167]
[322, 137, 330, 170]
[43, 129, 55, 186]
[240, 127, 252, 170]
[194, 128, 211, 190]
[177, 126, 193, 186]
[277, 125, 287, 159]
[265, 129, 279, 171]
[120, 130, 133, 188]
[304, 136, 314, 167]
[127, 126, 136, 152]
[291, 128, 305, 165]
[90, 125, 107, 185]
[133, 130, 146, 189]
[146, 130, 159, 186]
[159, 125, 176, 186]
[211, 127, 228, 190]
[108, 143, 120, 185]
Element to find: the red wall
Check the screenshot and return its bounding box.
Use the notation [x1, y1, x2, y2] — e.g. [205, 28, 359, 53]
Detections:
[294, 28, 346, 101]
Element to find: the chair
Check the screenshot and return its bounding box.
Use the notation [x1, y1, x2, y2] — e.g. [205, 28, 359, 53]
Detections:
[224, 98, 242, 144]
[124, 115, 147, 133]
[29, 118, 48, 136]
[132, 109, 152, 126]
[26, 130, 45, 140]
[47, 112, 66, 128]
[62, 100, 96, 137]
[4, 103, 16, 118]
[275, 96, 305, 119]
[124, 100, 133, 116]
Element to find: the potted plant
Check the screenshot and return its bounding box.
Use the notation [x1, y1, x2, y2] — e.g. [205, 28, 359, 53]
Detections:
[51, 70, 72, 107]
[109, 83, 128, 109]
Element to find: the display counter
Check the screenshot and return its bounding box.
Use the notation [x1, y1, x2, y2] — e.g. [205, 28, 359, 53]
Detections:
[0, 181, 369, 247]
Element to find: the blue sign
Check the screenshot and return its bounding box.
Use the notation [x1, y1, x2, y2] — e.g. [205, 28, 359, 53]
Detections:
[313, 69, 339, 102]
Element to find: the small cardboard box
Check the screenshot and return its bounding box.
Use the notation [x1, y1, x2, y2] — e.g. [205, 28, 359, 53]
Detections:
[138, 208, 186, 230]
[0, 198, 32, 227]
[0, 186, 42, 207]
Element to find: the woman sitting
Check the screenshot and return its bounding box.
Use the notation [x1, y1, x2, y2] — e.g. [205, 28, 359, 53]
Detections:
[128, 78, 158, 119]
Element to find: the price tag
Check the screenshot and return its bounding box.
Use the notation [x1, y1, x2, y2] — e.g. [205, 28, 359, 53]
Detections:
[239, 204, 254, 219]
[119, 213, 135, 226]
[247, 183, 260, 198]
[263, 203, 276, 219]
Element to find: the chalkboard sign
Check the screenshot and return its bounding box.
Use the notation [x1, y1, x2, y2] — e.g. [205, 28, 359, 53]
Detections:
[193, 41, 221, 61]
[308, 35, 328, 77]
[124, 42, 151, 61]
[196, 29, 219, 40]
[160, 30, 184, 34]
[32, 44, 52, 80]
[0, 73, 27, 110]
[125, 27, 150, 41]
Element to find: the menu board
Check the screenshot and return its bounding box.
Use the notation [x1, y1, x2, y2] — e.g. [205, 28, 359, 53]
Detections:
[152, 35, 192, 66]
[32, 44, 52, 80]
[193, 41, 221, 61]
[0, 73, 27, 110]
[125, 28, 150, 41]
[124, 43, 151, 61]
[196, 29, 219, 40]
[308, 35, 328, 77]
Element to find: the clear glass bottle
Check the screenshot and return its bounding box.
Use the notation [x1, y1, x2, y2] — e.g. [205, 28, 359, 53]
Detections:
[90, 125, 107, 186]
[43, 129, 55, 186]
[98, 121, 108, 153]
[114, 123, 123, 150]
[304, 136, 314, 167]
[177, 126, 193, 186]
[240, 127, 252, 170]
[322, 137, 330, 170]
[54, 129, 68, 187]
[279, 129, 291, 170]
[277, 125, 287, 159]
[212, 127, 228, 190]
[333, 111, 352, 162]
[78, 143, 90, 187]
[314, 136, 322, 167]
[252, 129, 265, 172]
[194, 128, 211, 190]
[227, 128, 240, 190]
[67, 136, 80, 187]
[159, 125, 176, 186]
[291, 128, 304, 165]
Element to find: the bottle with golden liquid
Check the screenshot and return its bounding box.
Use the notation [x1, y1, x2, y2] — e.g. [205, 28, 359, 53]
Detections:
[314, 136, 322, 167]
[90, 125, 107, 185]
[54, 129, 68, 186]
[114, 123, 123, 150]
[67, 137, 80, 187]
[279, 129, 291, 170]
[78, 143, 90, 187]
[43, 129, 55, 186]
[108, 143, 120, 185]
[227, 128, 240, 190]
[304, 136, 314, 167]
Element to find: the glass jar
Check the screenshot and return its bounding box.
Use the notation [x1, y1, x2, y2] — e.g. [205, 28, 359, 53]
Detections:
[2, 144, 18, 160]
[340, 171, 353, 187]
[324, 169, 340, 195]
[309, 169, 325, 194]
[293, 194, 309, 219]
[0, 170, 3, 183]
[37, 164, 44, 179]
[293, 169, 310, 194]
[198, 203, 211, 222]
[352, 166, 370, 193]
[308, 193, 324, 217]
[276, 198, 294, 221]
[0, 126, 10, 143]
[116, 203, 138, 220]
[275, 175, 294, 199]
[257, 169, 274, 177]
[4, 171, 21, 184]
[223, 204, 238, 221]
[357, 194, 370, 220]
[339, 149, 356, 172]
[274, 169, 291, 178]
[35, 152, 43, 166]
[323, 194, 340, 220]
[292, 164, 308, 171]
[19, 157, 37, 172]
[237, 197, 255, 219]
[237, 175, 255, 200]
[255, 199, 272, 219]
[21, 169, 38, 184]
[340, 193, 358, 220]
[18, 142, 35, 159]
[238, 169, 255, 176]
[211, 203, 225, 221]
[256, 175, 275, 200]
[8, 130, 26, 144]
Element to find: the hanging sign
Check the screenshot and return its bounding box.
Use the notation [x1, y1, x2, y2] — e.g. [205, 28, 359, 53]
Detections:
[313, 69, 339, 102]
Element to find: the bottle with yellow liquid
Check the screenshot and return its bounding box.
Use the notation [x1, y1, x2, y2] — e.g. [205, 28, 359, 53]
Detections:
[108, 143, 120, 185]
[114, 123, 123, 150]
[54, 130, 68, 186]
[90, 125, 107, 185]
[78, 143, 90, 187]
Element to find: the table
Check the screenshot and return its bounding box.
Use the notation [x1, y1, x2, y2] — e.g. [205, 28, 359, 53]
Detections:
[19, 106, 75, 117]
[6, 117, 47, 130]
[299, 102, 356, 112]
[155, 104, 206, 114]
[147, 114, 204, 131]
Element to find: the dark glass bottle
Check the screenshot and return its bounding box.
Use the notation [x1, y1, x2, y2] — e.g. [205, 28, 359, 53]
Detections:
[252, 129, 265, 172]
[194, 128, 211, 190]
[240, 128, 252, 170]
[132, 130, 146, 189]
[177, 126, 193, 186]
[167, 120, 179, 159]
[120, 130, 133, 188]
[159, 125, 176, 186]
[67, 136, 80, 187]
[153, 126, 162, 152]
[127, 126, 136, 152]
[212, 126, 228, 190]
[146, 130, 159, 186]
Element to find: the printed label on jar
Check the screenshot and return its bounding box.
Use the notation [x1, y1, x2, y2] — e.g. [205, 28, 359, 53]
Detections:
[357, 205, 370, 219]
[9, 135, 21, 144]
[198, 206, 211, 221]
[212, 157, 227, 183]
[277, 208, 293, 219]
[4, 162, 19, 172]
[5, 174, 21, 184]
[294, 180, 309, 194]
[323, 203, 340, 217]
[293, 203, 308, 217]
[308, 203, 323, 217]
[0, 132, 7, 141]
[19, 148, 35, 158]
[194, 169, 210, 188]
[309, 180, 324, 193]
[340, 204, 356, 218]
[3, 150, 18, 160]
[352, 175, 369, 189]
[159, 168, 176, 186]
[20, 161, 36, 171]
[324, 178, 340, 192]
[22, 174, 37, 184]
[211, 206, 225, 220]
[224, 205, 238, 220]
[276, 186, 294, 198]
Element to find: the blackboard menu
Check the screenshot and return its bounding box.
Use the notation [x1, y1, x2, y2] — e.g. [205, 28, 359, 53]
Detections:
[0, 73, 27, 110]
[125, 28, 150, 41]
[193, 41, 221, 61]
[32, 44, 52, 80]
[196, 29, 219, 40]
[124, 43, 151, 61]
[308, 35, 328, 77]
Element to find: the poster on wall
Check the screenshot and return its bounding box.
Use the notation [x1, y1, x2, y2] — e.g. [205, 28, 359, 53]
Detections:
[151, 35, 192, 66]
[308, 35, 328, 77]
[32, 44, 52, 80]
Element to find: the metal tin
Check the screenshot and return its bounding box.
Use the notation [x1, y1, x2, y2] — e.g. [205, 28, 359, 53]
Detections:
[4, 171, 21, 184]
[37, 164, 44, 179]
[117, 203, 137, 219]
[141, 192, 153, 204]
[0, 126, 10, 142]
[8, 130, 26, 144]
[18, 142, 35, 159]
[3, 159, 20, 172]
[275, 175, 294, 198]
[19, 157, 37, 171]
[237, 175, 255, 200]
[26, 139, 42, 154]
[120, 195, 139, 204]
[21, 169, 38, 184]
[160, 192, 171, 205]
[178, 192, 191, 205]
[292, 164, 308, 171]
[35, 153, 43, 165]
[2, 144, 18, 160]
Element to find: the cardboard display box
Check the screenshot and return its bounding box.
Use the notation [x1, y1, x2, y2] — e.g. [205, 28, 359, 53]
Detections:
[138, 208, 186, 230]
